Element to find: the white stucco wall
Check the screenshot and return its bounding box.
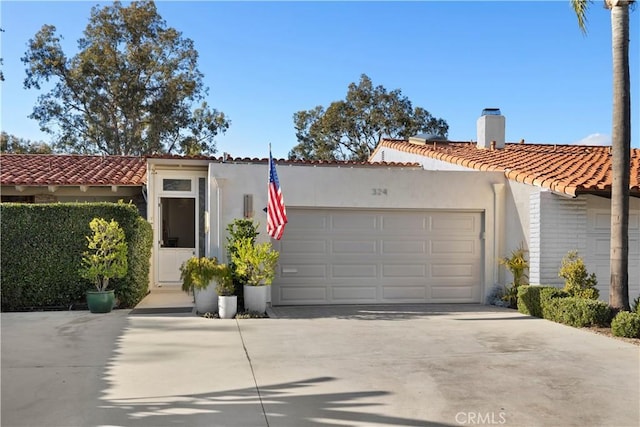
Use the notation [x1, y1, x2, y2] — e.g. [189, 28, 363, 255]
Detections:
[370, 147, 475, 171]
[208, 162, 505, 298]
[504, 181, 535, 251]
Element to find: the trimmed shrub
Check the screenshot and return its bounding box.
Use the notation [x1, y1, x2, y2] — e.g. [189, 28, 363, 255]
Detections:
[1, 203, 152, 310]
[544, 297, 612, 328]
[539, 287, 570, 319]
[517, 285, 561, 318]
[611, 311, 640, 338]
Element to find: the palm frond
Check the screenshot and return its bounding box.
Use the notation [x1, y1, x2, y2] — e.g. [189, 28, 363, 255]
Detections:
[571, 0, 592, 33]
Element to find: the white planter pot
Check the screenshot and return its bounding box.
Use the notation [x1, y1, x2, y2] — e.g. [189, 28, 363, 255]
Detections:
[218, 295, 237, 319]
[243, 285, 269, 313]
[194, 283, 218, 314]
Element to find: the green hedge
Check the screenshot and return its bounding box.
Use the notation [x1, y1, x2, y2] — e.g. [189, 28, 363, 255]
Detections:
[543, 297, 612, 328]
[1, 203, 152, 310]
[611, 311, 640, 338]
[517, 285, 572, 319]
[539, 287, 570, 319]
[517, 285, 564, 317]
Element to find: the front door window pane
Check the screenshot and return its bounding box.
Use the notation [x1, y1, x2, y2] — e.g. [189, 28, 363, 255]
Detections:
[161, 198, 195, 248]
[163, 179, 191, 192]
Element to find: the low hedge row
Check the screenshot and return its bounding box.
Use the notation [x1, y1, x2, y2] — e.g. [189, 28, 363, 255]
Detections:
[1, 203, 152, 311]
[517, 285, 568, 318]
[517, 285, 610, 327]
[611, 312, 640, 338]
[544, 297, 612, 328]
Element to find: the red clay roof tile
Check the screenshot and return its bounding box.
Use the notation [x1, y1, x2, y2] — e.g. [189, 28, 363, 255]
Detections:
[1, 153, 418, 188]
[0, 154, 146, 186]
[377, 139, 640, 197]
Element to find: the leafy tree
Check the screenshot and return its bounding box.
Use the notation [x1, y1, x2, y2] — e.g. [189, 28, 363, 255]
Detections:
[289, 74, 448, 161]
[0, 132, 53, 154]
[571, 0, 633, 311]
[21, 0, 229, 156]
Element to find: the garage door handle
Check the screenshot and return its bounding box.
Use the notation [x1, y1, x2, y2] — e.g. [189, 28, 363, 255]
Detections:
[282, 268, 298, 274]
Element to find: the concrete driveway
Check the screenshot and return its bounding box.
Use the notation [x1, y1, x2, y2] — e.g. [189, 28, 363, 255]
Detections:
[1, 305, 638, 427]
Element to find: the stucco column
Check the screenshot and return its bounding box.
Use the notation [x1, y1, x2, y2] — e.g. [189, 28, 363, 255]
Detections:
[209, 176, 225, 260]
[493, 183, 506, 285]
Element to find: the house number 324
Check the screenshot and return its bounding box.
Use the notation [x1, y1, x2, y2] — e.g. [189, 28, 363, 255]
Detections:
[372, 188, 388, 196]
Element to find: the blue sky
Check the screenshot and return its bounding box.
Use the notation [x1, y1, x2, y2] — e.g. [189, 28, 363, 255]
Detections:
[1, 1, 638, 158]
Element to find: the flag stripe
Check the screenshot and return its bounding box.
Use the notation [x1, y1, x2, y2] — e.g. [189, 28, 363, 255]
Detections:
[267, 150, 287, 240]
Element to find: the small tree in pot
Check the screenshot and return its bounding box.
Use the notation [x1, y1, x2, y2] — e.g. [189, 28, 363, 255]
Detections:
[180, 257, 220, 314]
[214, 264, 236, 319]
[79, 217, 128, 313]
[226, 218, 259, 306]
[231, 237, 279, 314]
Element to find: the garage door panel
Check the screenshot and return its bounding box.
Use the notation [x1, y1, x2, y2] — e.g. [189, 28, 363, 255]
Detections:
[279, 286, 327, 303]
[332, 213, 378, 230]
[382, 214, 427, 231]
[281, 239, 327, 254]
[430, 239, 477, 255]
[382, 264, 426, 278]
[332, 286, 377, 301]
[431, 263, 474, 278]
[332, 240, 377, 254]
[382, 240, 426, 254]
[273, 209, 483, 305]
[280, 264, 327, 278]
[383, 286, 427, 300]
[431, 285, 474, 300]
[430, 214, 477, 233]
[288, 213, 328, 231]
[332, 264, 377, 278]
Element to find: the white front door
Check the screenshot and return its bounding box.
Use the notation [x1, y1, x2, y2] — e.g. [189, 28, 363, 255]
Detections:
[158, 197, 197, 285]
[153, 173, 207, 288]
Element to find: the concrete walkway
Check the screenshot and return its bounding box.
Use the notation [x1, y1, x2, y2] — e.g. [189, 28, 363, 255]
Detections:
[1, 305, 638, 427]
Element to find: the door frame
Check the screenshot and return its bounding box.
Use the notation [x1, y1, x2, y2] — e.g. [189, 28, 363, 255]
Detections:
[152, 170, 207, 289]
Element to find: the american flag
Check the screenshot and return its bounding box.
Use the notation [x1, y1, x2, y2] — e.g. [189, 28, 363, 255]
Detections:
[267, 149, 287, 240]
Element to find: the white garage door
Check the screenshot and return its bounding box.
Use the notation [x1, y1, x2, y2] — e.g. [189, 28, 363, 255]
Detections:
[272, 209, 483, 305]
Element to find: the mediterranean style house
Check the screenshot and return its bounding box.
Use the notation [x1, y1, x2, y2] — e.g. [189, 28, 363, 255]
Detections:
[2, 111, 638, 305]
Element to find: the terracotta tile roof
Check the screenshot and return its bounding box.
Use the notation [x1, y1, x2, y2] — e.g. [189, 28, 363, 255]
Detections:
[0, 154, 147, 186]
[376, 139, 640, 197]
[147, 154, 419, 168]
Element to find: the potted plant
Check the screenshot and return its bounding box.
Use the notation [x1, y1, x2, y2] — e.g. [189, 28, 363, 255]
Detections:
[79, 217, 128, 313]
[214, 264, 236, 319]
[231, 237, 279, 314]
[180, 257, 220, 314]
[226, 219, 259, 306]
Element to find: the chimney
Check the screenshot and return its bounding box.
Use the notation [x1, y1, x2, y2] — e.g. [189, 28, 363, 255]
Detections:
[477, 108, 505, 149]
